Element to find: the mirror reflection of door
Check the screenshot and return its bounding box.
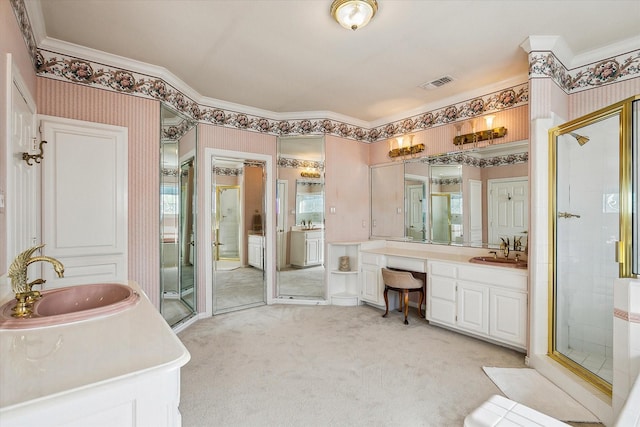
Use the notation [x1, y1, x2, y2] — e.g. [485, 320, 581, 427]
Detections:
[487, 177, 528, 246]
[430, 193, 451, 243]
[276, 136, 325, 301]
[160, 104, 197, 327]
[179, 158, 196, 312]
[276, 180, 288, 270]
[215, 185, 240, 261]
[406, 184, 426, 241]
[211, 157, 266, 314]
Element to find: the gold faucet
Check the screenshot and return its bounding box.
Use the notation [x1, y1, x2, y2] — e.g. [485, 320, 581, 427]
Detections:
[7, 244, 64, 317]
[500, 237, 510, 258]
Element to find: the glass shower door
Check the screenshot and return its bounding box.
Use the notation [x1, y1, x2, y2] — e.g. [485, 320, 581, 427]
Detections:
[552, 114, 621, 391]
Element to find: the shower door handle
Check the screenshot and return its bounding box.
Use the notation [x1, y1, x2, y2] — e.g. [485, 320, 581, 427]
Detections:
[558, 211, 581, 219]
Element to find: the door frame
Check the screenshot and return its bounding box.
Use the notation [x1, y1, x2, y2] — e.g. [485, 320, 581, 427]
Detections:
[203, 148, 274, 316]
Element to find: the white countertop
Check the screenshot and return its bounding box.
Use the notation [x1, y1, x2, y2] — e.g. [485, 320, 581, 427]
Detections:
[0, 280, 190, 410]
[358, 240, 528, 272]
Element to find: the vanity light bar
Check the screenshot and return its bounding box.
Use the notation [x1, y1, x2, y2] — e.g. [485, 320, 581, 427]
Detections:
[453, 127, 507, 146]
[388, 143, 426, 158]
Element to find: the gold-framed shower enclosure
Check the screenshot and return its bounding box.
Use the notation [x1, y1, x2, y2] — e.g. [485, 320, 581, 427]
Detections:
[547, 95, 638, 396]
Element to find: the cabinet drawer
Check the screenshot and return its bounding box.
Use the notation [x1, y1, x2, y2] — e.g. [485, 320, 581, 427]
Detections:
[458, 265, 526, 291]
[429, 261, 457, 278]
[361, 252, 381, 266]
[429, 275, 456, 302]
[386, 256, 426, 272]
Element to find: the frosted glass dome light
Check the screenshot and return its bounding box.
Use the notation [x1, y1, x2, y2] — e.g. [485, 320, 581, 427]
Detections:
[330, 0, 378, 31]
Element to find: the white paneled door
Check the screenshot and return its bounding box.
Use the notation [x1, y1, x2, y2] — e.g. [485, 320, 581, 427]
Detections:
[8, 60, 39, 270]
[40, 116, 128, 288]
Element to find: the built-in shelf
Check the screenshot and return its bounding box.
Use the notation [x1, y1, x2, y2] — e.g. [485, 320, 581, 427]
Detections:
[327, 242, 362, 306]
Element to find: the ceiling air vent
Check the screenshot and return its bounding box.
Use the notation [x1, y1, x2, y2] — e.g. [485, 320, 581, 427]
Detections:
[419, 75, 455, 90]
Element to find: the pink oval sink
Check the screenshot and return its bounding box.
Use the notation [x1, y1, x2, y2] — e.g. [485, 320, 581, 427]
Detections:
[469, 256, 528, 269]
[0, 283, 140, 329]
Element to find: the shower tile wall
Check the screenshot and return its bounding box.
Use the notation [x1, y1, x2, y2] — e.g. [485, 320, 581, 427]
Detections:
[556, 118, 618, 381]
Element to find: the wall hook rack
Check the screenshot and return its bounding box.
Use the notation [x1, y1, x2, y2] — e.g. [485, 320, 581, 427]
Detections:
[22, 140, 47, 166]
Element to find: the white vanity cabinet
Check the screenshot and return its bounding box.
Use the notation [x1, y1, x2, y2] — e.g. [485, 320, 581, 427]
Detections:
[427, 260, 527, 350]
[248, 234, 264, 270]
[360, 252, 384, 305]
[290, 230, 324, 267]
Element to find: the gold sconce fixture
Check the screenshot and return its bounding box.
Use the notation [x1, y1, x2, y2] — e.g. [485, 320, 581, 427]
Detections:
[301, 170, 321, 178]
[22, 140, 47, 166]
[388, 135, 425, 159]
[453, 115, 507, 146]
[330, 0, 378, 30]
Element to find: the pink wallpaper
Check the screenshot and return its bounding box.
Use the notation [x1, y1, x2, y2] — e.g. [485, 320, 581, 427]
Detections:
[37, 78, 161, 306]
[325, 135, 370, 243]
[569, 79, 640, 120]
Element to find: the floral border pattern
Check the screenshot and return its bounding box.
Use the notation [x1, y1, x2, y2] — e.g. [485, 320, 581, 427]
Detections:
[529, 50, 640, 93]
[431, 177, 462, 185]
[426, 152, 528, 168]
[213, 167, 242, 177]
[161, 118, 196, 141]
[277, 157, 325, 171]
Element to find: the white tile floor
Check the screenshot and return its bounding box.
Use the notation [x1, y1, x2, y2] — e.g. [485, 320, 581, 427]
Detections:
[565, 348, 613, 383]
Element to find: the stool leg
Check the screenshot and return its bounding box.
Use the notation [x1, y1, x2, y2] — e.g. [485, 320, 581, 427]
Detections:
[403, 289, 410, 325]
[382, 286, 389, 318]
[418, 290, 424, 318]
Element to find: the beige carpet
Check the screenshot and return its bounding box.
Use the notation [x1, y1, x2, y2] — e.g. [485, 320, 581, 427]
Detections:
[482, 367, 600, 423]
[178, 304, 527, 426]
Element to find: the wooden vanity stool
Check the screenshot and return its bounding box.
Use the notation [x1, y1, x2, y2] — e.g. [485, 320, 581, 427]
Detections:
[381, 268, 425, 325]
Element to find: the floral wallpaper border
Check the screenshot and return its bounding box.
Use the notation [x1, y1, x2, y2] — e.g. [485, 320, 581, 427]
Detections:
[528, 49, 640, 93]
[277, 157, 325, 171]
[161, 118, 196, 141]
[213, 167, 242, 177]
[426, 152, 528, 168]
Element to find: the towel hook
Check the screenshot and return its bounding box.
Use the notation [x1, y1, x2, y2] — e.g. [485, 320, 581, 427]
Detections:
[22, 140, 47, 166]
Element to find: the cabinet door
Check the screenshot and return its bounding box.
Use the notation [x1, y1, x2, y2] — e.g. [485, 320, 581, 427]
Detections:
[306, 238, 321, 264]
[427, 275, 457, 325]
[490, 288, 527, 347]
[360, 264, 382, 305]
[457, 281, 489, 334]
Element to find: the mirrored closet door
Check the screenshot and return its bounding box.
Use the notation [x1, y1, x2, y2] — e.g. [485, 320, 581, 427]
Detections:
[211, 156, 266, 314]
[160, 104, 197, 327]
[276, 136, 326, 300]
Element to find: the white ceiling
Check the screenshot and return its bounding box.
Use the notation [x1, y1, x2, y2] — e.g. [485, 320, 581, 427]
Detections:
[30, 0, 640, 124]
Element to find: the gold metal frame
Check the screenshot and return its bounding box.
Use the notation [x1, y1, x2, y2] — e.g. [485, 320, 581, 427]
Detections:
[547, 95, 639, 396]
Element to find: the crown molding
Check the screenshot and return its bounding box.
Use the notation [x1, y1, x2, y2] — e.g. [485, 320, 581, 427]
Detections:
[571, 35, 640, 68]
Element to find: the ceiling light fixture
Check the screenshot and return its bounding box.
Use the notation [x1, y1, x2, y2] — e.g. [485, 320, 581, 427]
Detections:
[330, 0, 378, 31]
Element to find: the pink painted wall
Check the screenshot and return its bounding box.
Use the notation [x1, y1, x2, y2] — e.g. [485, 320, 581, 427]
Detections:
[369, 106, 530, 165]
[37, 78, 161, 306]
[0, 1, 38, 273]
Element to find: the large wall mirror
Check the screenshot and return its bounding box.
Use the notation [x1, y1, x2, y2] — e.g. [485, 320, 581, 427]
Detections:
[276, 136, 326, 300]
[160, 104, 197, 327]
[371, 140, 529, 248]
